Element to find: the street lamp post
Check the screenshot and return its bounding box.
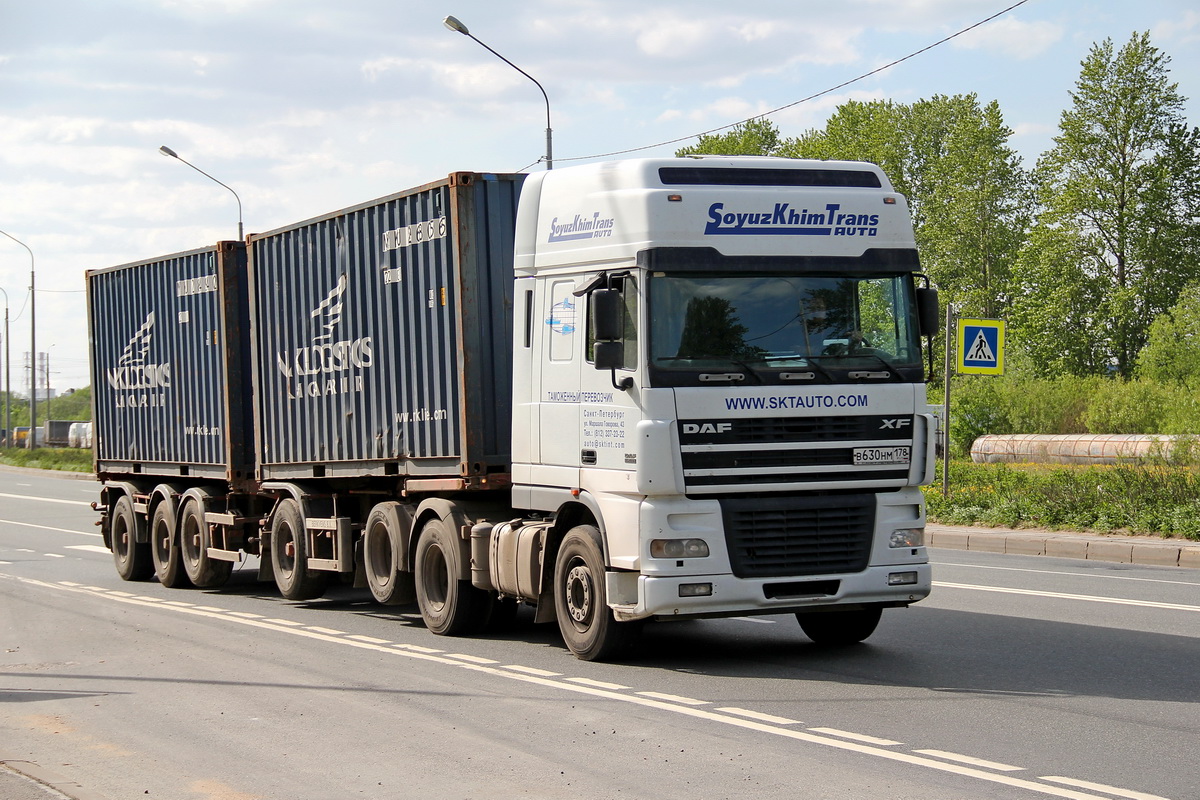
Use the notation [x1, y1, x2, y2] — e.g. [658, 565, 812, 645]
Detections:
[0, 287, 10, 448]
[0, 230, 34, 449]
[158, 146, 245, 240]
[442, 15, 553, 170]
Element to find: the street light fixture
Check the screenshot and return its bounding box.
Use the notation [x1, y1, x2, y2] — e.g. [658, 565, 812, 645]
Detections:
[0, 286, 10, 448]
[0, 229, 34, 450]
[442, 15, 553, 170]
[159, 145, 245, 240]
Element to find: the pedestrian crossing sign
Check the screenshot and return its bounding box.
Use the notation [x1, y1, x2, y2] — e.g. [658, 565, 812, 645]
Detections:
[957, 318, 1005, 375]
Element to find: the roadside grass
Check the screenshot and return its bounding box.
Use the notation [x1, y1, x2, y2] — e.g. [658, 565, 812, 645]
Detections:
[924, 459, 1200, 541]
[0, 447, 93, 473]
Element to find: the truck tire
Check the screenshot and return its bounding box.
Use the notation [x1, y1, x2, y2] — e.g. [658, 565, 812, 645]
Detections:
[364, 502, 414, 605]
[150, 499, 191, 588]
[179, 496, 233, 589]
[796, 607, 882, 645]
[554, 525, 641, 661]
[270, 499, 329, 601]
[414, 516, 491, 635]
[112, 495, 153, 581]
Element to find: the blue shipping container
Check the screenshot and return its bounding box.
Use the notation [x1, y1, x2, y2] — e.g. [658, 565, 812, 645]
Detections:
[247, 172, 524, 481]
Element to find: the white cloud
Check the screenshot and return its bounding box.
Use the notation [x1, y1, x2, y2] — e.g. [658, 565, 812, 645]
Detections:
[952, 16, 1063, 60]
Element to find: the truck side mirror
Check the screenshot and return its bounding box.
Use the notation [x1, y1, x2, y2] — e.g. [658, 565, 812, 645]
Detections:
[916, 287, 939, 338]
[591, 288, 623, 341]
[594, 341, 623, 371]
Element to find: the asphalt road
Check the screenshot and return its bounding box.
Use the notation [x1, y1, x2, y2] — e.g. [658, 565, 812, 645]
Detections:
[2, 470, 1198, 800]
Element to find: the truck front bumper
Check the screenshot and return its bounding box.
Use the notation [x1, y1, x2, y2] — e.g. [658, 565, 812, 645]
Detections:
[608, 562, 931, 622]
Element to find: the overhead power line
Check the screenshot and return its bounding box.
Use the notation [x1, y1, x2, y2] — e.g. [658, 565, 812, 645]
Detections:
[554, 0, 1032, 164]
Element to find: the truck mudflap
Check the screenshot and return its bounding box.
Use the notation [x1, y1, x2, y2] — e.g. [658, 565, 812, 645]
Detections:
[608, 563, 931, 622]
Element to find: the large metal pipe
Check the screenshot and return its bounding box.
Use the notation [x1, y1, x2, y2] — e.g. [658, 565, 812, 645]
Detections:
[971, 434, 1183, 465]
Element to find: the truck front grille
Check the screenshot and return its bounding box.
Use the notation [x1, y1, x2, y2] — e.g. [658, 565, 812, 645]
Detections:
[719, 494, 874, 579]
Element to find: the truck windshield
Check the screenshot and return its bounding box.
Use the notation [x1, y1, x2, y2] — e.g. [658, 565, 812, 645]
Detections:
[647, 272, 923, 385]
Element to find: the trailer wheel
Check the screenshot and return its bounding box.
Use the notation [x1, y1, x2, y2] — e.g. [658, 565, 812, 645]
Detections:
[270, 499, 328, 601]
[554, 526, 641, 661]
[414, 516, 490, 635]
[796, 607, 882, 645]
[179, 497, 233, 589]
[150, 500, 191, 589]
[112, 495, 153, 581]
[364, 502, 414, 605]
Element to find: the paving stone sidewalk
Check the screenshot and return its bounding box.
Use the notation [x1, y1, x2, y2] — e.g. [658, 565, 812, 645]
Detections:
[928, 523, 1200, 569]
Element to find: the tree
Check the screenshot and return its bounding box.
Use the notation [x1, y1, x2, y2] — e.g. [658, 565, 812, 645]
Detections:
[783, 95, 1030, 320]
[1011, 32, 1200, 377]
[1137, 284, 1200, 385]
[675, 117, 784, 157]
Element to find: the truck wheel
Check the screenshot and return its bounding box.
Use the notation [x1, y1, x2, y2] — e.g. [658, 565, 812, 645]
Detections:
[364, 502, 414, 605]
[554, 525, 641, 661]
[112, 495, 153, 581]
[150, 500, 191, 588]
[414, 517, 491, 635]
[270, 499, 329, 601]
[179, 497, 233, 589]
[797, 607, 883, 645]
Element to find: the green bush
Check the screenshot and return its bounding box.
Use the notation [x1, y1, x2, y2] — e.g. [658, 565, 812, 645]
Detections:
[0, 447, 93, 473]
[924, 459, 1200, 540]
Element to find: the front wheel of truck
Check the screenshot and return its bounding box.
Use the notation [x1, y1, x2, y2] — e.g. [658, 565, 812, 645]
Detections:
[796, 606, 882, 645]
[554, 526, 641, 662]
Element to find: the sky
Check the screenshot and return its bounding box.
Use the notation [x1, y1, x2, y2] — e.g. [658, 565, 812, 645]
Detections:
[1, 0, 1198, 393]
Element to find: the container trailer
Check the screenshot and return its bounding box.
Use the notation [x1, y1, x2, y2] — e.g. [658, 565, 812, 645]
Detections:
[91, 158, 939, 660]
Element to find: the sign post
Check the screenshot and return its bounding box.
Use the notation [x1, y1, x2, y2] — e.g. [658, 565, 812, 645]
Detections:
[943, 317, 1006, 497]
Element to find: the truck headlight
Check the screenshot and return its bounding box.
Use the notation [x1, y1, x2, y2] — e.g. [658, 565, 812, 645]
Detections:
[650, 538, 710, 559]
[889, 528, 924, 548]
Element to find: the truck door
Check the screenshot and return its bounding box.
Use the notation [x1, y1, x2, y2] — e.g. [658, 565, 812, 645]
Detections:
[537, 278, 582, 479]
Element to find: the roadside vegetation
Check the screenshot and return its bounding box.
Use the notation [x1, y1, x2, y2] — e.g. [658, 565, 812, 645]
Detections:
[925, 459, 1200, 541]
[0, 446, 93, 473]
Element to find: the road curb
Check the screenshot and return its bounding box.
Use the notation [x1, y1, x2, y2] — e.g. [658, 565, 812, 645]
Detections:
[928, 524, 1200, 569]
[0, 760, 110, 800]
[0, 463, 94, 481]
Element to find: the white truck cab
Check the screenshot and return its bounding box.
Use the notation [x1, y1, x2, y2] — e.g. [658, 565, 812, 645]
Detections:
[507, 157, 938, 657]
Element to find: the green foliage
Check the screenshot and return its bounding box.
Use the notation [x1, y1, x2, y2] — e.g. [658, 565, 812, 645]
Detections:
[1013, 32, 1200, 377]
[1137, 283, 1200, 385]
[925, 459, 1200, 540]
[948, 373, 1200, 457]
[47, 387, 92, 422]
[675, 117, 785, 157]
[0, 446, 93, 473]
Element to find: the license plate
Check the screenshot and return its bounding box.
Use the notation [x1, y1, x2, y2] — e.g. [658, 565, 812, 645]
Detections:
[853, 446, 911, 466]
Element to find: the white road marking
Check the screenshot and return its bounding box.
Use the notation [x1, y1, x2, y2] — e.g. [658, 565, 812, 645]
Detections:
[636, 691, 709, 706]
[346, 635, 392, 645]
[934, 581, 1200, 613]
[445, 653, 500, 665]
[810, 727, 902, 746]
[262, 618, 303, 626]
[0, 561, 10, 565]
[732, 616, 777, 624]
[933, 560, 1200, 588]
[1040, 776, 1172, 800]
[391, 643, 442, 654]
[305, 626, 346, 636]
[716, 707, 800, 725]
[7, 575, 1160, 800]
[228, 611, 263, 619]
[567, 677, 630, 691]
[0, 492, 93, 507]
[0, 518, 102, 537]
[43, 553, 65, 558]
[502, 665, 562, 678]
[916, 749, 1023, 772]
[66, 545, 111, 554]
